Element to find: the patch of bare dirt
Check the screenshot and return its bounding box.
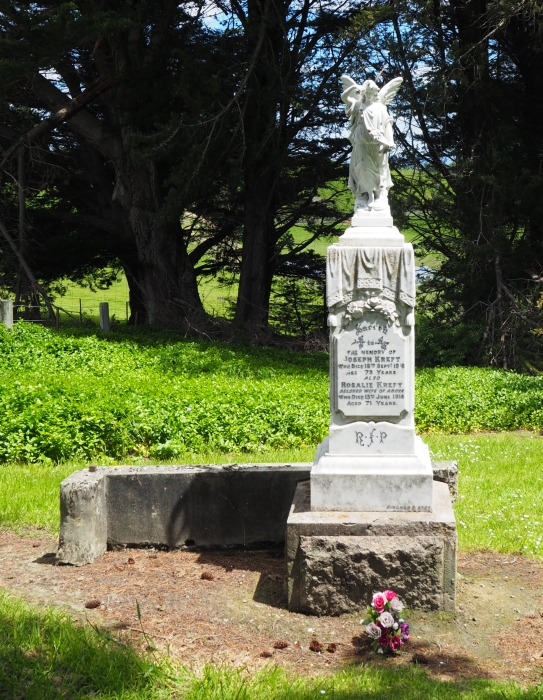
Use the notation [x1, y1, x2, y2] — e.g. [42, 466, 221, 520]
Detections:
[1, 533, 543, 683]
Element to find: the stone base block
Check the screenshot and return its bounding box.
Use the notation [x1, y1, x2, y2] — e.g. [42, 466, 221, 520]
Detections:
[311, 436, 433, 512]
[338, 225, 402, 247]
[350, 214, 394, 228]
[286, 480, 456, 615]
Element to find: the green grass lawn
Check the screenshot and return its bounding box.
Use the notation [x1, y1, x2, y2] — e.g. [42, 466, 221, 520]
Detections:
[56, 276, 130, 324]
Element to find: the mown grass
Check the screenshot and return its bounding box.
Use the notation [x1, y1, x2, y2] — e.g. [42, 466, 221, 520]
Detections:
[0, 588, 539, 700]
[427, 433, 543, 556]
[1, 434, 543, 561]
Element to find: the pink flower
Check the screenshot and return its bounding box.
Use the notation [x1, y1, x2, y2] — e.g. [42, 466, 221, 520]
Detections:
[383, 590, 397, 601]
[390, 597, 403, 613]
[388, 635, 402, 652]
[372, 593, 386, 612]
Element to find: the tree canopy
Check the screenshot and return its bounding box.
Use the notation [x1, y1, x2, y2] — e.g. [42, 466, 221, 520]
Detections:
[1, 0, 543, 366]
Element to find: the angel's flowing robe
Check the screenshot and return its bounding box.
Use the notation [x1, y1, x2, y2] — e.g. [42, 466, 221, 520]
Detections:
[348, 100, 394, 200]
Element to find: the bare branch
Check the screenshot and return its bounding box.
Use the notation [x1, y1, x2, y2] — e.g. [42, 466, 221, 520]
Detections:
[0, 217, 55, 319]
[1, 76, 114, 170]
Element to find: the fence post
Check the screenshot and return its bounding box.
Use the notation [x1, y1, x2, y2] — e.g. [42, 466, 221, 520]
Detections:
[79, 299, 83, 327]
[55, 307, 60, 331]
[99, 302, 110, 332]
[0, 300, 13, 329]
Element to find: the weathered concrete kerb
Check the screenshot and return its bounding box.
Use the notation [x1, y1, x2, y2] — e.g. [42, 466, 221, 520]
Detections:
[57, 461, 458, 567]
[57, 464, 311, 566]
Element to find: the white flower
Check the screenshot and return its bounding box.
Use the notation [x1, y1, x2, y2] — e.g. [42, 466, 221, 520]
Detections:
[393, 622, 398, 630]
[390, 597, 404, 613]
[379, 612, 394, 628]
[365, 622, 382, 639]
[377, 648, 384, 654]
[398, 618, 404, 624]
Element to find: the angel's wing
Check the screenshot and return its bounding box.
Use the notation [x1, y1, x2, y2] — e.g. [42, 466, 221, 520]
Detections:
[341, 74, 358, 89]
[378, 77, 403, 106]
[340, 74, 361, 104]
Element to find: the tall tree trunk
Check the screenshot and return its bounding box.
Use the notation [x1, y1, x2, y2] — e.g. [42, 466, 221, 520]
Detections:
[113, 156, 206, 328]
[14, 146, 26, 309]
[28, 45, 208, 331]
[235, 171, 277, 330]
[234, 0, 284, 332]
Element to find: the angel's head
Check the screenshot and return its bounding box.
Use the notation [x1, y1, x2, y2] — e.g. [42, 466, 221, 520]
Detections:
[361, 80, 379, 103]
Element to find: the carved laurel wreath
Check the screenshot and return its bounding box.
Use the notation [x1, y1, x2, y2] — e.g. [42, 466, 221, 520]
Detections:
[345, 297, 400, 326]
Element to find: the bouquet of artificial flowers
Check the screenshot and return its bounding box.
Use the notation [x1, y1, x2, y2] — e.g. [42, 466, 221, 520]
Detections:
[364, 590, 409, 655]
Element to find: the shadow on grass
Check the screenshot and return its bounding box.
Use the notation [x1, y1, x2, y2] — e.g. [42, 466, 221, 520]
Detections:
[0, 591, 167, 700]
[185, 663, 543, 699]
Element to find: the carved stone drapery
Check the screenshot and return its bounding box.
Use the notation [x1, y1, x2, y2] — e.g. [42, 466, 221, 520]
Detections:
[326, 245, 415, 309]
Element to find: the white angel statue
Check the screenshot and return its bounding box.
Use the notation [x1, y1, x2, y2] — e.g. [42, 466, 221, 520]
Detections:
[341, 74, 403, 215]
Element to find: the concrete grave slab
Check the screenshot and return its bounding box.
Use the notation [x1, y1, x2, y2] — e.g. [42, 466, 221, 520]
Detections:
[57, 463, 311, 565]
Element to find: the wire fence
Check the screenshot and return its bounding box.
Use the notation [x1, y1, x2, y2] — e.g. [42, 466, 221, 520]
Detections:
[7, 288, 131, 328]
[56, 294, 130, 324]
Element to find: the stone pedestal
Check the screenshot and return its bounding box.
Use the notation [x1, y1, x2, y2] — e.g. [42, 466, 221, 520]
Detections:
[286, 480, 456, 615]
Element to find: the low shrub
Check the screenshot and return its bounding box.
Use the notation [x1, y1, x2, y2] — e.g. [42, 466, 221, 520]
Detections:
[1, 324, 543, 462]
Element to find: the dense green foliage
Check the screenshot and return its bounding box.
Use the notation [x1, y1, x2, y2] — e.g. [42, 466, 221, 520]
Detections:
[0, 325, 329, 462]
[0, 0, 359, 331]
[379, 0, 543, 370]
[0, 588, 540, 699]
[416, 367, 543, 433]
[2, 325, 543, 463]
[2, 0, 543, 360]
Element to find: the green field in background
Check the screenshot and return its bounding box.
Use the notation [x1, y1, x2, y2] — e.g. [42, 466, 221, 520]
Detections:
[56, 276, 130, 323]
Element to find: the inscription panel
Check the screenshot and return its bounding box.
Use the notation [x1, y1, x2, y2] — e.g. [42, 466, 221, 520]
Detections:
[335, 316, 408, 417]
